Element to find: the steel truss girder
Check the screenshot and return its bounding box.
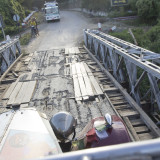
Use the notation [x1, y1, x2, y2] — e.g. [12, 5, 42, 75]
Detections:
[84, 29, 160, 110]
[0, 38, 21, 73]
[92, 30, 160, 62]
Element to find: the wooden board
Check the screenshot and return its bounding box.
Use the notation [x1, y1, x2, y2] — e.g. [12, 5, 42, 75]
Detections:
[89, 75, 103, 95]
[80, 62, 87, 75]
[24, 57, 31, 62]
[15, 62, 22, 72]
[73, 75, 82, 101]
[83, 75, 94, 96]
[138, 133, 155, 140]
[7, 82, 23, 105]
[13, 82, 29, 105]
[118, 109, 139, 117]
[134, 126, 149, 134]
[83, 63, 93, 74]
[2, 80, 19, 100]
[65, 48, 69, 55]
[20, 103, 29, 108]
[29, 53, 34, 57]
[69, 47, 75, 54]
[74, 47, 80, 54]
[77, 75, 88, 97]
[123, 117, 140, 141]
[71, 64, 77, 75]
[75, 63, 81, 75]
[71, 62, 104, 100]
[80, 63, 94, 96]
[12, 71, 18, 78]
[75, 63, 89, 99]
[130, 119, 145, 127]
[21, 81, 37, 104]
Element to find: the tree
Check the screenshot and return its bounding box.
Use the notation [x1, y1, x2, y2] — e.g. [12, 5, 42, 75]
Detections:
[22, 0, 34, 9]
[128, 0, 137, 11]
[0, 0, 25, 25]
[136, 0, 159, 22]
[81, 0, 110, 11]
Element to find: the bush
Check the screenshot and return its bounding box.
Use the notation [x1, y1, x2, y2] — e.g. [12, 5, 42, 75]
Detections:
[136, 0, 159, 23]
[25, 10, 31, 16]
[146, 26, 160, 53]
[20, 33, 31, 45]
[0, 25, 21, 39]
[132, 28, 150, 49]
[110, 30, 134, 43]
[109, 26, 160, 53]
[4, 26, 20, 35]
[108, 10, 137, 18]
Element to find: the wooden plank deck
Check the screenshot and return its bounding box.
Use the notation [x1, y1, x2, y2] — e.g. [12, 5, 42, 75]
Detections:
[75, 63, 89, 100]
[80, 63, 94, 96]
[71, 62, 104, 101]
[7, 82, 23, 105]
[89, 75, 103, 95]
[13, 82, 29, 105]
[73, 75, 82, 101]
[2, 81, 18, 100]
[21, 81, 37, 104]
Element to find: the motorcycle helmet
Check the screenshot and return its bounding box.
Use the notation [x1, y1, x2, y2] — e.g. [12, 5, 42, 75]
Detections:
[50, 111, 76, 141]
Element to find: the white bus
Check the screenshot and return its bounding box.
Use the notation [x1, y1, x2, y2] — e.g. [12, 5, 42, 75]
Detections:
[44, 1, 60, 22]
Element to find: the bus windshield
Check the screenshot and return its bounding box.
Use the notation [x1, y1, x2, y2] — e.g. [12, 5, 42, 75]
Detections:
[45, 7, 58, 14]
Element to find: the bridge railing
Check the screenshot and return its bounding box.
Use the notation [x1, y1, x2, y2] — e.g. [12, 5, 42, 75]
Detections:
[39, 138, 160, 160]
[84, 29, 160, 111]
[0, 38, 21, 74]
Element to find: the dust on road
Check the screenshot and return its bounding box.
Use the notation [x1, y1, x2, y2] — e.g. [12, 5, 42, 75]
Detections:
[24, 11, 97, 53]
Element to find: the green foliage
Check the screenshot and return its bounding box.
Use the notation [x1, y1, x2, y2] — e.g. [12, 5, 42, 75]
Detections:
[136, 0, 159, 23]
[0, 26, 20, 39]
[108, 10, 137, 18]
[128, 0, 137, 11]
[109, 25, 160, 53]
[22, 0, 34, 9]
[20, 33, 31, 45]
[25, 10, 31, 17]
[4, 26, 20, 35]
[32, 0, 44, 9]
[132, 28, 150, 49]
[0, 0, 26, 26]
[110, 30, 134, 43]
[81, 0, 111, 11]
[146, 26, 160, 53]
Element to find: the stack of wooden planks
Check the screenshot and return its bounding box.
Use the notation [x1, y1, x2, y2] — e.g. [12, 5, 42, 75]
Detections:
[2, 80, 37, 106]
[71, 62, 103, 101]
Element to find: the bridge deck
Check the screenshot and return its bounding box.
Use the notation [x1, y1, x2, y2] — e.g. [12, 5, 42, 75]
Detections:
[0, 46, 159, 143]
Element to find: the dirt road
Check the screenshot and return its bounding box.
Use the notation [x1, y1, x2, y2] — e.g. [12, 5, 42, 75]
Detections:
[25, 11, 97, 53]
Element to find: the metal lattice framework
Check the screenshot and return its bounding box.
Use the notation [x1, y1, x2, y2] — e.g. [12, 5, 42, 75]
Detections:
[84, 29, 160, 111]
[0, 38, 21, 74]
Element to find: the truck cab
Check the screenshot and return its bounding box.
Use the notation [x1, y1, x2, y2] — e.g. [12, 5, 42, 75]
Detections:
[44, 1, 60, 22]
